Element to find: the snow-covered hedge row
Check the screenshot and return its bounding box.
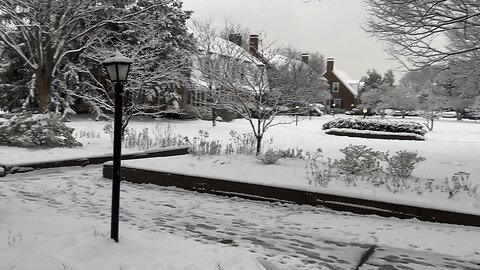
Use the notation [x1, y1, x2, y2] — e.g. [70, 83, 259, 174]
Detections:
[322, 118, 427, 136]
[0, 112, 82, 148]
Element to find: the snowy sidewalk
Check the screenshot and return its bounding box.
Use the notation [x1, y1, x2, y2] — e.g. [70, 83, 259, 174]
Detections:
[1, 166, 480, 269]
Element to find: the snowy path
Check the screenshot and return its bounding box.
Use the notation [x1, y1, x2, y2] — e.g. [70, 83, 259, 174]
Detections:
[1, 166, 480, 269]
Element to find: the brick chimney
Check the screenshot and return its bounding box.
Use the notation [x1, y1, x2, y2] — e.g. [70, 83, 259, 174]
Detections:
[301, 53, 309, 64]
[326, 57, 334, 72]
[249, 34, 259, 55]
[228, 34, 242, 47]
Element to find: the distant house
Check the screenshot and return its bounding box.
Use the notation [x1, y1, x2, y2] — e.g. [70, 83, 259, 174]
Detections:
[187, 31, 328, 118]
[184, 31, 267, 119]
[323, 57, 359, 110]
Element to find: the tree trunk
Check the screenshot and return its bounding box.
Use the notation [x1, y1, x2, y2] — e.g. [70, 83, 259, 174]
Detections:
[255, 135, 262, 156]
[456, 111, 463, 121]
[36, 67, 53, 113]
[211, 107, 216, 127]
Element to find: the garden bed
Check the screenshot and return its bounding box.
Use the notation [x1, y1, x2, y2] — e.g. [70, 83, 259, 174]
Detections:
[322, 118, 427, 140]
[103, 161, 480, 227]
[324, 128, 425, 140]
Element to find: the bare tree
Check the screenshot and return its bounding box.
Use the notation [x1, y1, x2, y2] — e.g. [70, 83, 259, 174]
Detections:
[0, 0, 170, 113]
[192, 25, 328, 154]
[364, 0, 480, 70]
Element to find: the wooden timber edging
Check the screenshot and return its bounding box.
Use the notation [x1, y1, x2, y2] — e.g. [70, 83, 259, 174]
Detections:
[103, 164, 480, 227]
[325, 130, 425, 141]
[0, 146, 189, 176]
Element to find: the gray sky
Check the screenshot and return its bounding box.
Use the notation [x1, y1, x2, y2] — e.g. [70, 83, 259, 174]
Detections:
[181, 0, 403, 81]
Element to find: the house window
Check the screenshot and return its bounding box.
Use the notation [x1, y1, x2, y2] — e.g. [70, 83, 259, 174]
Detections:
[333, 98, 342, 109]
[190, 90, 206, 107]
[332, 82, 340, 92]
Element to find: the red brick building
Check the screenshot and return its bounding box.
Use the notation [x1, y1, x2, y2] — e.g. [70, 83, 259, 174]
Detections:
[323, 58, 359, 110]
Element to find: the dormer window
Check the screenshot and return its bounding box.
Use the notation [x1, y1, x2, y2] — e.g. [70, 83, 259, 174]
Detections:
[332, 82, 340, 92]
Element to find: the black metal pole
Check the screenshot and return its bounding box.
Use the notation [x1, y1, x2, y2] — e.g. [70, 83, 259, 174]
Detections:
[111, 82, 123, 242]
[296, 113, 298, 126]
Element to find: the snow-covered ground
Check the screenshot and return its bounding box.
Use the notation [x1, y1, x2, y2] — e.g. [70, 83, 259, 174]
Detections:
[0, 195, 264, 270]
[2, 114, 479, 214]
[1, 114, 480, 269]
[2, 165, 480, 269]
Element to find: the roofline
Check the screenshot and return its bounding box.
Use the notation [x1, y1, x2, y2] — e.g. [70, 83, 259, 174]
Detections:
[331, 69, 358, 97]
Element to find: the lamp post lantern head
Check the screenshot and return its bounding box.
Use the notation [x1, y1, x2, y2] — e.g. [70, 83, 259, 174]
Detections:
[363, 108, 368, 114]
[102, 52, 133, 83]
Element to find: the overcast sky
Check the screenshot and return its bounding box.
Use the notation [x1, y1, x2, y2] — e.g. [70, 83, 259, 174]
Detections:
[181, 0, 404, 80]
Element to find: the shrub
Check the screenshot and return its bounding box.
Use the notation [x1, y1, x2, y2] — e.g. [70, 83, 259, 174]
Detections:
[217, 109, 237, 122]
[334, 145, 385, 176]
[74, 129, 100, 139]
[190, 130, 222, 156]
[306, 149, 335, 188]
[277, 148, 304, 159]
[183, 105, 211, 120]
[322, 118, 427, 135]
[385, 150, 425, 178]
[443, 172, 477, 198]
[383, 151, 425, 192]
[105, 123, 187, 150]
[258, 149, 282, 165]
[0, 112, 81, 148]
[225, 131, 256, 155]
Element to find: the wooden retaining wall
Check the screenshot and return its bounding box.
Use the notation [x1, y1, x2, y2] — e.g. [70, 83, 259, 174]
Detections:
[0, 146, 189, 176]
[103, 165, 480, 227]
[325, 130, 425, 140]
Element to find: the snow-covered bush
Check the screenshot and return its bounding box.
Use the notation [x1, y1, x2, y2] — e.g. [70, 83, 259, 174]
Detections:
[217, 109, 237, 122]
[306, 149, 336, 187]
[334, 144, 385, 176]
[74, 129, 100, 139]
[384, 151, 426, 192]
[258, 149, 282, 165]
[443, 172, 477, 198]
[102, 123, 187, 151]
[190, 130, 222, 156]
[277, 148, 304, 159]
[322, 118, 427, 135]
[0, 112, 81, 148]
[386, 150, 425, 178]
[225, 131, 256, 155]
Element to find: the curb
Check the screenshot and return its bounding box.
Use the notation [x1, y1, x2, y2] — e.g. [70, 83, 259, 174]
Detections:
[103, 164, 480, 228]
[325, 130, 425, 140]
[0, 146, 189, 176]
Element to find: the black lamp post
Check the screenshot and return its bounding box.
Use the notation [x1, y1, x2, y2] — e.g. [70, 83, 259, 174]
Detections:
[363, 108, 368, 119]
[102, 52, 132, 243]
[332, 103, 336, 118]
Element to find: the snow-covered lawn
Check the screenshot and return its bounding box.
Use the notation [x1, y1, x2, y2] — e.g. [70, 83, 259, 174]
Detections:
[1, 114, 480, 269]
[2, 114, 479, 214]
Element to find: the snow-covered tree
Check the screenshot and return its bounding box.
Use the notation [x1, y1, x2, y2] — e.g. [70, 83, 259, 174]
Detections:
[359, 69, 398, 114]
[359, 69, 383, 95]
[192, 25, 328, 154]
[72, 0, 194, 132]
[0, 0, 178, 113]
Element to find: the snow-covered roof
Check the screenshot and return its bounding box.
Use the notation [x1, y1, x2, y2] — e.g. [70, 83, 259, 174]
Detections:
[269, 54, 306, 68]
[332, 68, 359, 97]
[188, 28, 263, 66]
